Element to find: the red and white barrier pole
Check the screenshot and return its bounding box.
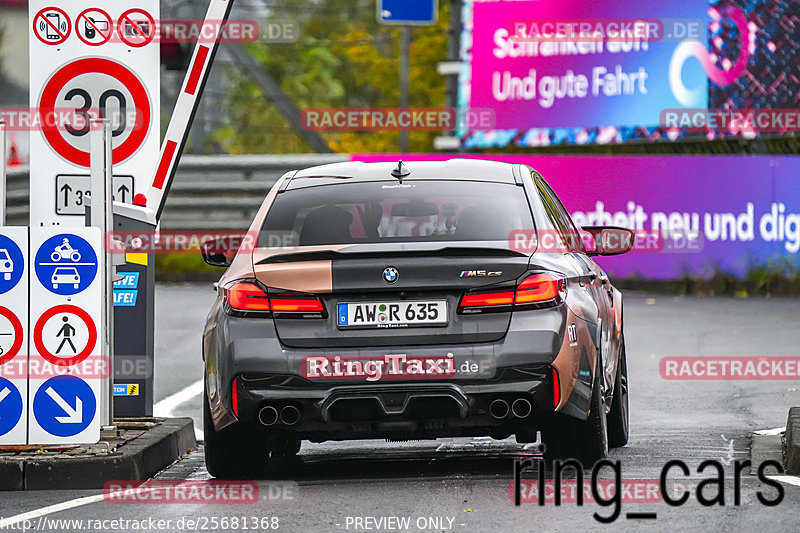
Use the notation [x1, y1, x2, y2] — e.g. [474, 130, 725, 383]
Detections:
[147, 0, 236, 221]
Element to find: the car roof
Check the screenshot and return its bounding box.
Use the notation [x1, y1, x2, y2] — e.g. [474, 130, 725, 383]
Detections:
[288, 159, 517, 189]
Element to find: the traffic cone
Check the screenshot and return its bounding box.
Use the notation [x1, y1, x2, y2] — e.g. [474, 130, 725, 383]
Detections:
[7, 134, 23, 167]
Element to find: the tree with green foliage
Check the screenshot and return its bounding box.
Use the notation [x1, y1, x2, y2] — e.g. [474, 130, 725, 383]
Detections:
[213, 0, 450, 154]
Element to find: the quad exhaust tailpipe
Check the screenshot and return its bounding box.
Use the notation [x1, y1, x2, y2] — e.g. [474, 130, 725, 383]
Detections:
[280, 405, 301, 426]
[512, 398, 532, 418]
[489, 398, 532, 419]
[259, 406, 279, 426]
[489, 399, 509, 419]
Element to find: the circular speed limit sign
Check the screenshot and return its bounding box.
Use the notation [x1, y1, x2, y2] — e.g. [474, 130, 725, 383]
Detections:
[38, 58, 152, 168]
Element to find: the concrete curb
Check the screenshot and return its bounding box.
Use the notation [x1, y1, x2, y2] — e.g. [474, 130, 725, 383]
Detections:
[0, 418, 196, 491]
[786, 407, 800, 475]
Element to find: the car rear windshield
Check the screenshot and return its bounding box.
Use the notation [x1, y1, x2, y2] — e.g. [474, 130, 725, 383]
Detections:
[259, 180, 535, 246]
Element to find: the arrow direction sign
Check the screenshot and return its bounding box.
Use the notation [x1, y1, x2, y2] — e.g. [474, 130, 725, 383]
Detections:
[32, 375, 97, 441]
[46, 386, 83, 423]
[55, 175, 135, 215]
[117, 184, 130, 203]
[60, 183, 73, 208]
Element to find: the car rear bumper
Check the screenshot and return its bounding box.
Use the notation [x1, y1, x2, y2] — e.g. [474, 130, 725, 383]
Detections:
[203, 300, 596, 438]
[232, 367, 555, 441]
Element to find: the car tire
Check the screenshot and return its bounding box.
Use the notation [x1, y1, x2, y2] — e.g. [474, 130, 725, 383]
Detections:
[542, 356, 608, 467]
[607, 337, 630, 448]
[203, 395, 269, 479]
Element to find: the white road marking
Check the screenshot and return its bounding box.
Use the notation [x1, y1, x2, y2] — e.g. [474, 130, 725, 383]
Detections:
[153, 378, 204, 440]
[768, 476, 800, 487]
[754, 427, 786, 436]
[0, 488, 154, 529]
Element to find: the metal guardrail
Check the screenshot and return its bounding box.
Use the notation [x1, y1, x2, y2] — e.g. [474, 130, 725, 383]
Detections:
[6, 154, 349, 230]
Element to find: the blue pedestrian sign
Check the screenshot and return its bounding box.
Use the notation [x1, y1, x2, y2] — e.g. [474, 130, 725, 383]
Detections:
[0, 234, 25, 295]
[0, 377, 23, 437]
[33, 376, 96, 437]
[34, 234, 98, 296]
[378, 0, 438, 25]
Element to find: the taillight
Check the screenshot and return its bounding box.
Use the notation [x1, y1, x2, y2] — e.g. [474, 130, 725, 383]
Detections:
[226, 281, 271, 312]
[515, 273, 565, 306]
[231, 377, 239, 418]
[269, 294, 325, 313]
[460, 290, 514, 308]
[552, 367, 560, 409]
[224, 280, 326, 318]
[458, 272, 566, 314]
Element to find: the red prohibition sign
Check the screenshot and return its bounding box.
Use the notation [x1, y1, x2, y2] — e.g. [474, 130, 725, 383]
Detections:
[33, 7, 72, 46]
[34, 305, 97, 367]
[76, 8, 113, 46]
[118, 8, 156, 48]
[39, 58, 151, 167]
[0, 306, 24, 366]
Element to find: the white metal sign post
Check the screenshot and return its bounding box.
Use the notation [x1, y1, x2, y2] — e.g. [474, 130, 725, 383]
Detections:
[28, 227, 104, 445]
[0, 228, 29, 446]
[89, 119, 115, 428]
[29, 0, 160, 227]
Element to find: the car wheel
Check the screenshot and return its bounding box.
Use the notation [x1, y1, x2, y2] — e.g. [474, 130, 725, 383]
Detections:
[203, 395, 269, 479]
[607, 337, 630, 448]
[542, 356, 608, 467]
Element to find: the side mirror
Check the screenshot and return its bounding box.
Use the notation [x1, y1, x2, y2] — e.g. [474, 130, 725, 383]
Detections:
[201, 239, 230, 267]
[581, 226, 635, 256]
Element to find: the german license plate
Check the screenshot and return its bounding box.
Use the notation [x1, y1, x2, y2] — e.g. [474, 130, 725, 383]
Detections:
[337, 301, 448, 329]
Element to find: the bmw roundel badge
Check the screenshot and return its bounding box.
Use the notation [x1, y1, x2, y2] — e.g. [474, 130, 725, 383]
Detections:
[383, 267, 398, 284]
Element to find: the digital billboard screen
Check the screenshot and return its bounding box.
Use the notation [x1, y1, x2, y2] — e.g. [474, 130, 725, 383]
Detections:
[458, 0, 800, 148]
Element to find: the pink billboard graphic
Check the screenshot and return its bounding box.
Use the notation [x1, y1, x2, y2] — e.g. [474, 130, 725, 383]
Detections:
[352, 154, 800, 280]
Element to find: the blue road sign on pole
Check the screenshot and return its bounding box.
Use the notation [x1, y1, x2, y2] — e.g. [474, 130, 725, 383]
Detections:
[33, 375, 97, 438]
[378, 0, 438, 25]
[0, 235, 25, 295]
[0, 377, 23, 437]
[34, 234, 98, 296]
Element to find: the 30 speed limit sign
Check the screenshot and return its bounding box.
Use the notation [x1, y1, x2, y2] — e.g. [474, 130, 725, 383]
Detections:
[39, 58, 152, 168]
[29, 0, 160, 227]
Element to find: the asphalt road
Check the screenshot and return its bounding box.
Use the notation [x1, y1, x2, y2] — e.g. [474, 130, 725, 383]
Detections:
[2, 283, 799, 532]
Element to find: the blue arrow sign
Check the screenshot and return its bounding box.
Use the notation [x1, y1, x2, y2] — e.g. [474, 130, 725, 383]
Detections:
[34, 234, 98, 296]
[33, 376, 96, 437]
[0, 377, 23, 437]
[378, 0, 437, 25]
[0, 234, 25, 295]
